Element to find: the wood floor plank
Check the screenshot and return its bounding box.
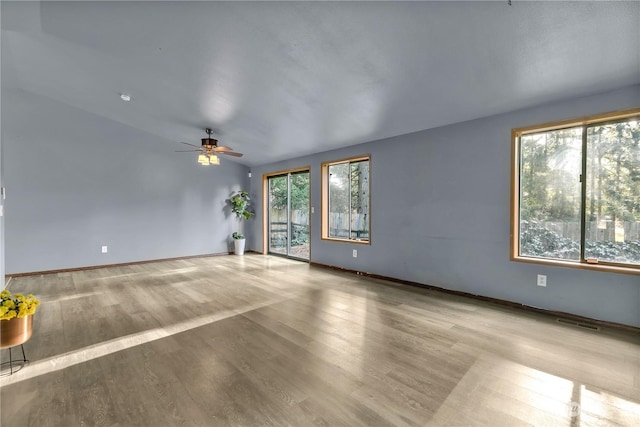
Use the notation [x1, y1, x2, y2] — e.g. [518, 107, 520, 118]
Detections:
[1, 254, 638, 426]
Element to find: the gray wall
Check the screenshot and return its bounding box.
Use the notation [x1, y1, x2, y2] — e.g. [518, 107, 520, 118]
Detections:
[4, 88, 249, 273]
[250, 85, 640, 327]
[0, 81, 4, 286]
[1, 1, 4, 286]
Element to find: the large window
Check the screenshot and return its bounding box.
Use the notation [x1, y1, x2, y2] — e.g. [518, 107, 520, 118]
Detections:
[322, 156, 370, 243]
[512, 109, 640, 273]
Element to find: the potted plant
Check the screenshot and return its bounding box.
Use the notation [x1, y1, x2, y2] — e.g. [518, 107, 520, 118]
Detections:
[1, 290, 40, 374]
[229, 190, 254, 255]
[232, 232, 246, 255]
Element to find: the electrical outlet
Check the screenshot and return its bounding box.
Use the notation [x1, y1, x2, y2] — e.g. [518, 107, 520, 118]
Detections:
[101, 245, 108, 254]
[353, 249, 357, 258]
[537, 274, 547, 287]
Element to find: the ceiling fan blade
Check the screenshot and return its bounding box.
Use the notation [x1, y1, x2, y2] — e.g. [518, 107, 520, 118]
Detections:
[174, 150, 202, 152]
[213, 146, 233, 152]
[179, 141, 202, 149]
[220, 151, 243, 157]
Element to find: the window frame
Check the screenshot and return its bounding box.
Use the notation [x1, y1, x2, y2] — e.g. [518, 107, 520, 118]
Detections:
[510, 108, 640, 275]
[262, 166, 311, 256]
[321, 155, 371, 244]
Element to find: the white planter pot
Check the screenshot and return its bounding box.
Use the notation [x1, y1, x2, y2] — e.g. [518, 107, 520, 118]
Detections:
[234, 238, 246, 255]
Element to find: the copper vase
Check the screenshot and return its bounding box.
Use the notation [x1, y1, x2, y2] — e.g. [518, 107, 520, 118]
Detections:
[0, 315, 34, 349]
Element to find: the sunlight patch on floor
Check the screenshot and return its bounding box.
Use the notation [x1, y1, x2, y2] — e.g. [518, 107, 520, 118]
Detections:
[427, 354, 640, 426]
[38, 291, 102, 304]
[0, 294, 293, 387]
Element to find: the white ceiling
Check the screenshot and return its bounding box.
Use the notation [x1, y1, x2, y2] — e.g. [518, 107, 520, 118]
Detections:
[2, 1, 639, 166]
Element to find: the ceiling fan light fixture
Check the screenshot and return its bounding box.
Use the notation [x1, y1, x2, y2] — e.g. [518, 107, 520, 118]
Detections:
[177, 128, 242, 166]
[197, 154, 210, 165]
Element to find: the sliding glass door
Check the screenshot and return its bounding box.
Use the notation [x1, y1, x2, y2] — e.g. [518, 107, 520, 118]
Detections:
[267, 170, 310, 261]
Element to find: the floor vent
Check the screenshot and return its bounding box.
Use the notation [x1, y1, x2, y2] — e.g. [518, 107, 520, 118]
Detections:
[557, 318, 600, 331]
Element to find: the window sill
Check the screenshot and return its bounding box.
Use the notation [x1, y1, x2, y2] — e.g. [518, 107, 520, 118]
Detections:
[321, 237, 371, 245]
[511, 256, 639, 276]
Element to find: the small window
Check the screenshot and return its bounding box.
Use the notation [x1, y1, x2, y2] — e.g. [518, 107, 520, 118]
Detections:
[512, 109, 640, 273]
[322, 156, 370, 243]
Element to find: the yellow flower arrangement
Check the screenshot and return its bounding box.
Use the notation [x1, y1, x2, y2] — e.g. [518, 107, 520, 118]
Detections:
[0, 290, 40, 321]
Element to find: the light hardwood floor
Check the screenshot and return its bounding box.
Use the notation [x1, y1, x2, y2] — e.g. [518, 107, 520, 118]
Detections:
[1, 254, 639, 426]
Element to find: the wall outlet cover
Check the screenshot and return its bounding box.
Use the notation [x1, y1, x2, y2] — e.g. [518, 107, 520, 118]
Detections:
[537, 274, 547, 287]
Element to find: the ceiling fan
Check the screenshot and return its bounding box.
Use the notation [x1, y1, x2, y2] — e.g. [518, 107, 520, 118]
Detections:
[176, 128, 243, 165]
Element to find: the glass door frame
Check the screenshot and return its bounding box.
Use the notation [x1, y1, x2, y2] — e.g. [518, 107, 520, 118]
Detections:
[262, 167, 311, 261]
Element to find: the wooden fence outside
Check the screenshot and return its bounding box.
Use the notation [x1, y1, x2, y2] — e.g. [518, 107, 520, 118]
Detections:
[268, 210, 369, 240]
[327, 213, 368, 239]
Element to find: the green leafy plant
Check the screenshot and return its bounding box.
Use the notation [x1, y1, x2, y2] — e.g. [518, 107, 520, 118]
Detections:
[229, 191, 254, 242]
[229, 190, 255, 220]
